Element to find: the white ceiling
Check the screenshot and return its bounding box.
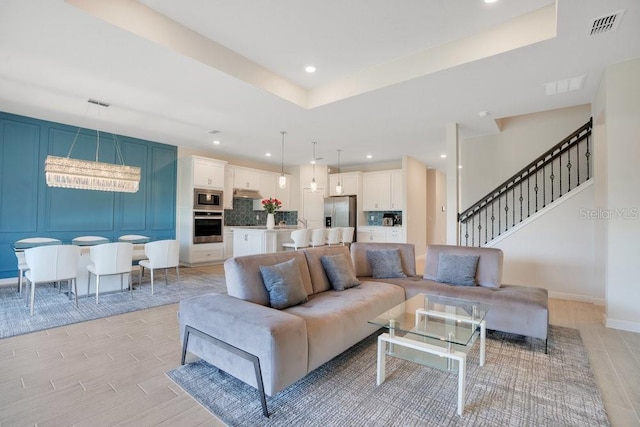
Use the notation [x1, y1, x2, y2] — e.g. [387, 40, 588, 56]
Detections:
[0, 0, 639, 171]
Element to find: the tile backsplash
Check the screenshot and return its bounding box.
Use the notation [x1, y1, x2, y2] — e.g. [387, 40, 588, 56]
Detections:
[225, 198, 298, 226]
[364, 211, 402, 226]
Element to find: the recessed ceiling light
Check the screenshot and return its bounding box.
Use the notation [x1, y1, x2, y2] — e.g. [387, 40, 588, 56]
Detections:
[305, 65, 316, 73]
[209, 129, 221, 144]
[212, 139, 220, 145]
[458, 165, 463, 169]
[478, 110, 490, 118]
[366, 154, 373, 159]
[484, 0, 498, 3]
[440, 154, 447, 159]
[265, 153, 272, 157]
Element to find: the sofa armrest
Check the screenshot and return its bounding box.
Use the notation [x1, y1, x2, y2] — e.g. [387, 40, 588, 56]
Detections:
[178, 293, 308, 396]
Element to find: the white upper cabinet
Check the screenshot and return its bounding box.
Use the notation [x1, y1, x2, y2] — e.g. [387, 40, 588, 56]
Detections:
[329, 171, 362, 197]
[362, 169, 403, 211]
[390, 169, 404, 210]
[223, 167, 234, 209]
[191, 156, 226, 189]
[233, 168, 260, 190]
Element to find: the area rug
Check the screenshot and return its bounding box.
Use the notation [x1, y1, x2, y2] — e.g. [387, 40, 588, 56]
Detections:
[167, 326, 609, 426]
[0, 267, 226, 339]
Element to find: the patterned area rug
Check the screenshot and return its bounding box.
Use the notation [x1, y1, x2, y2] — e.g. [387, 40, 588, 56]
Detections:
[167, 326, 609, 426]
[0, 267, 226, 339]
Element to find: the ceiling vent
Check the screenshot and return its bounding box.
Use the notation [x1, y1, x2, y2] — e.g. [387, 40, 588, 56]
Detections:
[589, 10, 625, 36]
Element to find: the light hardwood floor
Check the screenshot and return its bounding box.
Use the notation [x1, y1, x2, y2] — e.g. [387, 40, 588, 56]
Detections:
[0, 266, 638, 426]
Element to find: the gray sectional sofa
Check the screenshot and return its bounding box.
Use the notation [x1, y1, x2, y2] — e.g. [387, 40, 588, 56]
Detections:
[178, 242, 549, 414]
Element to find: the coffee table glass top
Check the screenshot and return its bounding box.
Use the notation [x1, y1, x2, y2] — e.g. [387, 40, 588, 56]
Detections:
[369, 293, 489, 347]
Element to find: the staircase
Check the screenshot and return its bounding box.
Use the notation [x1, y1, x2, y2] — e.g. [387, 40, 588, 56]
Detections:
[458, 119, 593, 247]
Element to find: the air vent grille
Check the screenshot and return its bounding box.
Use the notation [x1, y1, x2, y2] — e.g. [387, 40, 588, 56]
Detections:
[589, 10, 625, 36]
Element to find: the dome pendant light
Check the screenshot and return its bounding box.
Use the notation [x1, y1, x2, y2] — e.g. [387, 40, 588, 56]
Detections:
[335, 149, 343, 195]
[278, 131, 287, 189]
[310, 141, 318, 192]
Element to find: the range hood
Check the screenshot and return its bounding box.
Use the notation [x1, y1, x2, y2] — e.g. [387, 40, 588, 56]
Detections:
[233, 188, 263, 199]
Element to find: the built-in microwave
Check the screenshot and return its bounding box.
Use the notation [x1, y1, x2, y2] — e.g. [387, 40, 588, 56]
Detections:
[193, 188, 223, 210]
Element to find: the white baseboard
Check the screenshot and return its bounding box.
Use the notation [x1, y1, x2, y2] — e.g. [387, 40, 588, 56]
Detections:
[605, 316, 640, 333]
[548, 291, 605, 304]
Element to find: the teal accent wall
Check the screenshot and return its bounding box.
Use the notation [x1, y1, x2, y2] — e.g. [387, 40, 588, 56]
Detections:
[0, 111, 177, 279]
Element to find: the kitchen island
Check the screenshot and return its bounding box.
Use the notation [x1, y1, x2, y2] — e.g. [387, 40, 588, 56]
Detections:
[229, 226, 299, 257]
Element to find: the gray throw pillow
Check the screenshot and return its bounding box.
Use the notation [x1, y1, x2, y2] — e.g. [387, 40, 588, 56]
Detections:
[320, 254, 360, 291]
[259, 258, 308, 309]
[366, 249, 407, 279]
[436, 253, 479, 286]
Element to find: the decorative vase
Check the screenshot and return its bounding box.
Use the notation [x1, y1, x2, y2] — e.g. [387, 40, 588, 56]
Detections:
[266, 213, 275, 230]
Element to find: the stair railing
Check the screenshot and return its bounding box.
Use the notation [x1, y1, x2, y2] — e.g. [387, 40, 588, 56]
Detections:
[458, 118, 592, 247]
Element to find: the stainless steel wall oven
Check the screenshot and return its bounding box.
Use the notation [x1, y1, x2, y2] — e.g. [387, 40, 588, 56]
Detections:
[193, 211, 223, 243]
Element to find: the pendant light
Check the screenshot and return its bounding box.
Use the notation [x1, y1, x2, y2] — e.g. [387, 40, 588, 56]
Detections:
[278, 131, 287, 189]
[310, 141, 318, 192]
[335, 149, 343, 195]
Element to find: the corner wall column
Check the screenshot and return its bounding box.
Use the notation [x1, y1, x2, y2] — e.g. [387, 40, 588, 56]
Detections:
[446, 123, 460, 245]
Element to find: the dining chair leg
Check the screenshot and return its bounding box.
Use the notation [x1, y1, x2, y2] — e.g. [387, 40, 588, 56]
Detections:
[138, 267, 143, 287]
[176, 266, 180, 287]
[30, 280, 36, 316]
[87, 274, 91, 298]
[73, 278, 78, 308]
[129, 273, 133, 298]
[95, 276, 100, 304]
[150, 269, 154, 295]
[165, 268, 169, 286]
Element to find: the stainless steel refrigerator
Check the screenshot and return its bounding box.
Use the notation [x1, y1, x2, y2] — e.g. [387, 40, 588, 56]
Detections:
[324, 195, 357, 240]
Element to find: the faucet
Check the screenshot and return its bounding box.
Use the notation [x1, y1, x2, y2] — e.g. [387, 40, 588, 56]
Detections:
[297, 218, 308, 228]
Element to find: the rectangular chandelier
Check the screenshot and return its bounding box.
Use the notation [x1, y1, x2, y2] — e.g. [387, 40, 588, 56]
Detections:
[45, 155, 141, 193]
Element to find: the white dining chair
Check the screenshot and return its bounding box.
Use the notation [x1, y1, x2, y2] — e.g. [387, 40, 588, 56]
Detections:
[310, 228, 327, 247]
[24, 245, 81, 316]
[87, 242, 134, 304]
[138, 240, 180, 295]
[341, 227, 355, 246]
[118, 235, 150, 264]
[282, 229, 310, 251]
[14, 237, 61, 295]
[326, 228, 342, 245]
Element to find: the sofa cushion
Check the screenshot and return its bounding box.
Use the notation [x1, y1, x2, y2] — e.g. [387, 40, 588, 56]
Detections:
[320, 254, 360, 291]
[424, 245, 503, 288]
[259, 258, 309, 309]
[224, 251, 313, 306]
[367, 249, 407, 279]
[351, 243, 416, 277]
[436, 253, 479, 286]
[302, 245, 353, 294]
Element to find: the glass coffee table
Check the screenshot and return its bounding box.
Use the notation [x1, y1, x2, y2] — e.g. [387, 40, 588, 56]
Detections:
[368, 293, 489, 416]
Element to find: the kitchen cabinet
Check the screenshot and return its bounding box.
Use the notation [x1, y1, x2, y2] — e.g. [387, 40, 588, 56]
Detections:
[192, 157, 225, 189]
[233, 168, 260, 190]
[363, 171, 391, 211]
[390, 170, 404, 210]
[329, 172, 362, 197]
[223, 229, 234, 259]
[385, 226, 405, 243]
[185, 243, 225, 265]
[252, 172, 293, 210]
[223, 167, 234, 209]
[233, 229, 265, 257]
[357, 227, 387, 243]
[362, 169, 403, 211]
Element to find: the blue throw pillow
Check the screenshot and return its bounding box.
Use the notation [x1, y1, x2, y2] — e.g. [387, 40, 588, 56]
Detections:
[366, 249, 407, 279]
[259, 258, 308, 309]
[320, 254, 360, 291]
[436, 253, 479, 286]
